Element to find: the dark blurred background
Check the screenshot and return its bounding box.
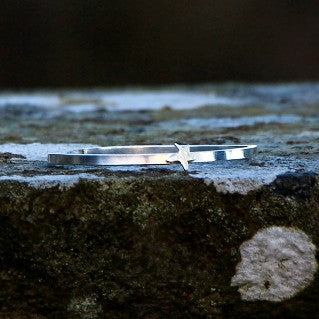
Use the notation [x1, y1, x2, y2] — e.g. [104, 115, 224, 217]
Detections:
[1, 0, 319, 88]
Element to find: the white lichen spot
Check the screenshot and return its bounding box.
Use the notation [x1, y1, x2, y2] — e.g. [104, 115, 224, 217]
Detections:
[231, 226, 318, 302]
[191, 166, 289, 195]
[68, 294, 102, 319]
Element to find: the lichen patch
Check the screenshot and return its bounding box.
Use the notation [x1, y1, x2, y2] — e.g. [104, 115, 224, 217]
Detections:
[67, 295, 102, 319]
[231, 226, 318, 302]
[191, 166, 288, 195]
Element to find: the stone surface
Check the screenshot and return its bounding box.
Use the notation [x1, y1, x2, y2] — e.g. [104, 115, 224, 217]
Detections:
[0, 83, 318, 318]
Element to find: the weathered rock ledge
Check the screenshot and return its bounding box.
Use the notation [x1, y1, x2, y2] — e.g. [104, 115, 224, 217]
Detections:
[0, 84, 318, 318]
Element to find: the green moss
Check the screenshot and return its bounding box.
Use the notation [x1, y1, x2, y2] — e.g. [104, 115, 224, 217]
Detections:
[0, 173, 318, 318]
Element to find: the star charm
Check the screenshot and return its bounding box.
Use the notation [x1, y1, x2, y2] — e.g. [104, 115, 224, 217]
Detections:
[166, 143, 194, 171]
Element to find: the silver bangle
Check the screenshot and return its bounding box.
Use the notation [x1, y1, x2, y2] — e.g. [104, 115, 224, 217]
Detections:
[48, 143, 257, 171]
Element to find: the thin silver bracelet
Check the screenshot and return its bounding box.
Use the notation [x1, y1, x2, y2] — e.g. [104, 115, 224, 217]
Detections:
[48, 143, 257, 171]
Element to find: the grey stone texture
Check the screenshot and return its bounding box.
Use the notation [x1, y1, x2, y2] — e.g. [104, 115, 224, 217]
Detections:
[0, 83, 318, 318]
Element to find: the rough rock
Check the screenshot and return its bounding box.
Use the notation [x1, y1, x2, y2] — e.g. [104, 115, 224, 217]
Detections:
[0, 84, 318, 318]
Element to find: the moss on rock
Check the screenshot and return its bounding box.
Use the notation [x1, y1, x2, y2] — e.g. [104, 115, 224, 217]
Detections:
[0, 84, 319, 317]
[0, 172, 318, 318]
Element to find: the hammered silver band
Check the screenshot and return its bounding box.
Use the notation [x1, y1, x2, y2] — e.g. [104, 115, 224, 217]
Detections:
[48, 143, 257, 171]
